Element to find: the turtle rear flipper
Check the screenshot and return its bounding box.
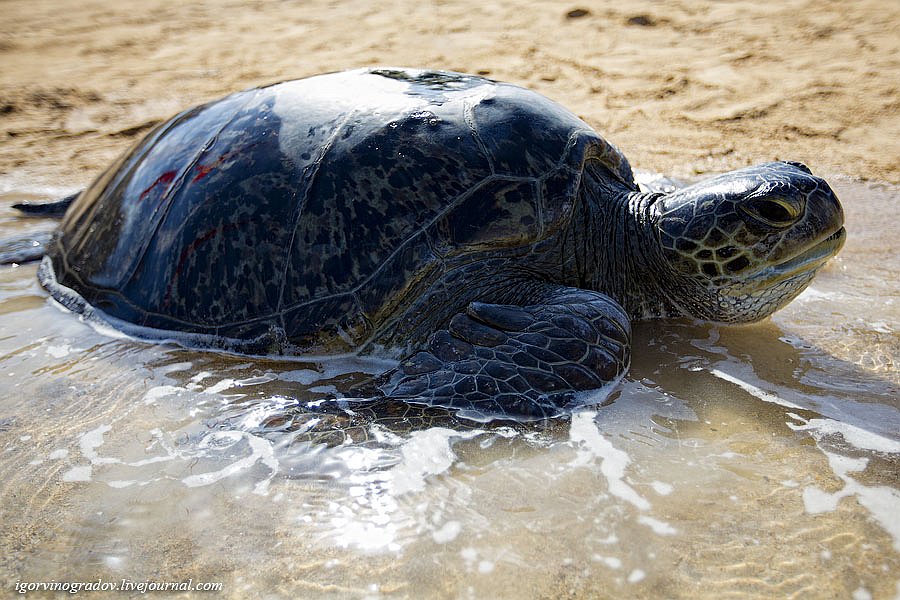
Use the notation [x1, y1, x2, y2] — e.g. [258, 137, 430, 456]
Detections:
[0, 230, 53, 264]
[1, 192, 77, 263]
[2, 191, 79, 265]
[12, 192, 80, 217]
[377, 286, 631, 421]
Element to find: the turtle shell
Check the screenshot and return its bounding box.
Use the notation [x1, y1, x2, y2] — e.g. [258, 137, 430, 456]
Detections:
[45, 68, 635, 352]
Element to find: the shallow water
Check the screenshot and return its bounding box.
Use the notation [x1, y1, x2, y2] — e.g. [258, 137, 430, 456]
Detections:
[0, 176, 897, 599]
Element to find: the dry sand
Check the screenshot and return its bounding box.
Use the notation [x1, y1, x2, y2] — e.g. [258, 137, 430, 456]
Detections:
[1, 0, 897, 192]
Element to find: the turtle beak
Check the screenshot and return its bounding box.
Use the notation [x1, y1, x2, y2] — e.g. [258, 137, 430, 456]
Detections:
[758, 226, 846, 288]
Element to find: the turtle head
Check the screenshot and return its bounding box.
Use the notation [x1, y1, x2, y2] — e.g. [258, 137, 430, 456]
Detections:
[650, 161, 845, 323]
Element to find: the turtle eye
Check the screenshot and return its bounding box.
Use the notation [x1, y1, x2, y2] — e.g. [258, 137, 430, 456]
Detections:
[741, 196, 802, 228]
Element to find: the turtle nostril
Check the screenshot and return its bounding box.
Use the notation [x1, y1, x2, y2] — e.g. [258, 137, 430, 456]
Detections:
[741, 196, 802, 228]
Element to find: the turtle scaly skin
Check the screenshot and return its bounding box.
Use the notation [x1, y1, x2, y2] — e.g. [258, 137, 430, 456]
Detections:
[31, 68, 844, 421]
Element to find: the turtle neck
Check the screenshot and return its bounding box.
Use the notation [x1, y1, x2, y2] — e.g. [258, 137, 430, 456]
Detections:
[573, 164, 686, 320]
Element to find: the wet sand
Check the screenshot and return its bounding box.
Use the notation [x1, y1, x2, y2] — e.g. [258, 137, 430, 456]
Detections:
[0, 2, 898, 599]
[0, 0, 898, 189]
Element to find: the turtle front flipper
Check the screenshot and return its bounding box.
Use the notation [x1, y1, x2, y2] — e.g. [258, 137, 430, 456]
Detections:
[378, 287, 631, 421]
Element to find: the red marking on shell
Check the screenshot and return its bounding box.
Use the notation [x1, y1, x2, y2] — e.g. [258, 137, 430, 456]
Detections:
[192, 163, 215, 183]
[162, 220, 248, 310]
[191, 142, 261, 184]
[138, 170, 177, 202]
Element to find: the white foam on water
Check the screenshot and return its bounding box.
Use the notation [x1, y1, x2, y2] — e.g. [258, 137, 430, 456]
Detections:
[477, 561, 494, 574]
[460, 547, 478, 565]
[592, 555, 622, 569]
[637, 515, 678, 536]
[390, 427, 467, 495]
[79, 424, 111, 462]
[650, 481, 673, 496]
[44, 343, 73, 358]
[323, 427, 486, 553]
[568, 411, 680, 539]
[204, 378, 237, 395]
[233, 396, 296, 430]
[627, 569, 646, 583]
[107, 480, 138, 489]
[181, 431, 278, 495]
[791, 411, 900, 551]
[320, 356, 398, 377]
[188, 371, 212, 385]
[432, 520, 462, 544]
[200, 373, 278, 396]
[787, 414, 900, 454]
[142, 385, 185, 405]
[237, 373, 277, 386]
[801, 448, 900, 552]
[61, 465, 92, 482]
[597, 533, 619, 545]
[155, 361, 193, 376]
[868, 321, 893, 334]
[568, 411, 650, 511]
[59, 413, 279, 494]
[277, 369, 321, 385]
[709, 368, 804, 410]
[851, 586, 872, 600]
[125, 453, 177, 468]
[278, 356, 397, 387]
[711, 372, 900, 551]
[329, 495, 402, 553]
[710, 358, 900, 442]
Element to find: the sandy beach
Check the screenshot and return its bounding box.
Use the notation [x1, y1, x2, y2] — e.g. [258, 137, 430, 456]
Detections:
[1, 0, 897, 192]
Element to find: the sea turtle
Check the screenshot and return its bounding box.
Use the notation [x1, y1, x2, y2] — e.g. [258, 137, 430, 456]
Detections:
[10, 67, 845, 421]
